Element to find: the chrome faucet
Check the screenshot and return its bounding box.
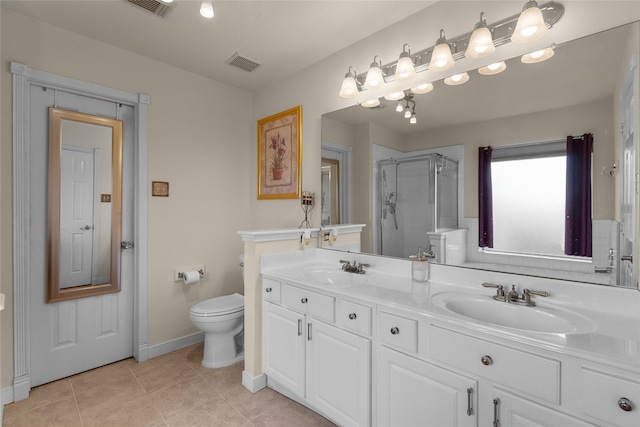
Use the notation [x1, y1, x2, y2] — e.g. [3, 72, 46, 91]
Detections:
[482, 283, 549, 307]
[340, 260, 370, 274]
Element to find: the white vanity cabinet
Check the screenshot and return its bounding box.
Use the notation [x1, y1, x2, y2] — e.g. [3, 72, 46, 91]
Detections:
[263, 279, 371, 427]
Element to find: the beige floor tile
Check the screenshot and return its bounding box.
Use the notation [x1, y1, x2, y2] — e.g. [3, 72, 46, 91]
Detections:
[75, 375, 147, 417]
[165, 396, 247, 427]
[2, 396, 82, 427]
[3, 378, 74, 415]
[131, 353, 198, 393]
[221, 384, 289, 421]
[200, 360, 245, 394]
[147, 375, 218, 420]
[69, 358, 135, 394]
[81, 396, 167, 427]
[250, 397, 337, 427]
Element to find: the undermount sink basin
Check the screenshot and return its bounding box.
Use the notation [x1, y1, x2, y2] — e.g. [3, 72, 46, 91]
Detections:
[432, 293, 597, 335]
[303, 269, 369, 287]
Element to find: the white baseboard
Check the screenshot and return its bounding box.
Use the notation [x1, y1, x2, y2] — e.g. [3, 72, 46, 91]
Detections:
[242, 370, 267, 393]
[2, 386, 14, 406]
[147, 332, 204, 359]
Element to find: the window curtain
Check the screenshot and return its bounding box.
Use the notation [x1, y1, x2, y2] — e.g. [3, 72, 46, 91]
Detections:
[478, 146, 493, 248]
[565, 133, 593, 257]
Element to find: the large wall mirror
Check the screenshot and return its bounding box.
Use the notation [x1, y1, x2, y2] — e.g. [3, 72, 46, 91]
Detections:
[47, 107, 123, 302]
[322, 21, 639, 288]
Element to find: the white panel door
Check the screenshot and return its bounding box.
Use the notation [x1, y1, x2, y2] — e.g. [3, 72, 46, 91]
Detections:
[59, 148, 95, 288]
[28, 87, 134, 387]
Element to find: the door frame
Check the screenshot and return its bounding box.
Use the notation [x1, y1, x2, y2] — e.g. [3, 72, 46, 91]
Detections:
[10, 62, 150, 401]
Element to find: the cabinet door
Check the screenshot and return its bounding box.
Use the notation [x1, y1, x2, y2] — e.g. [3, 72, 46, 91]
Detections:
[492, 389, 596, 427]
[378, 346, 477, 427]
[264, 302, 306, 398]
[307, 319, 371, 427]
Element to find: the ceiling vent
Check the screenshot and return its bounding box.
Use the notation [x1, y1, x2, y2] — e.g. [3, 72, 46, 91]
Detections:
[125, 0, 173, 18]
[225, 52, 262, 72]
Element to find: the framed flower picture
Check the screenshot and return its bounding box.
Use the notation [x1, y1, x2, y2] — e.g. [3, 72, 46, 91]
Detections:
[257, 106, 302, 199]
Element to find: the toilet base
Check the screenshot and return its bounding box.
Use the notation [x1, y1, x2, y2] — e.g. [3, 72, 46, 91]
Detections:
[201, 329, 245, 369]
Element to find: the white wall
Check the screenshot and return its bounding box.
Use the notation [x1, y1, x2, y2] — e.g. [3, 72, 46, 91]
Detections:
[0, 10, 253, 389]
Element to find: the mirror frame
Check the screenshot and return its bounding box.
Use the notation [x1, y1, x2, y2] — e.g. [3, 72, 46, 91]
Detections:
[46, 107, 123, 302]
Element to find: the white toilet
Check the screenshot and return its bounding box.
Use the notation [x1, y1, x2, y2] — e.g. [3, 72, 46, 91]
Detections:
[190, 292, 244, 368]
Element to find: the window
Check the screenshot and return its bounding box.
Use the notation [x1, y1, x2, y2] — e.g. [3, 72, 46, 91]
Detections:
[490, 140, 568, 257]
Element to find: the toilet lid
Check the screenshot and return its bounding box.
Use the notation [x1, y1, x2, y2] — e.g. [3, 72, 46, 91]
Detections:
[191, 293, 244, 317]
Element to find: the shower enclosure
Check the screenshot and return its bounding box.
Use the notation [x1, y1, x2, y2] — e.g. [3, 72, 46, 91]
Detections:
[377, 153, 458, 258]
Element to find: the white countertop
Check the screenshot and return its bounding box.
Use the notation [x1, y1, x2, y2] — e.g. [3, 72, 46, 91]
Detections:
[261, 249, 640, 373]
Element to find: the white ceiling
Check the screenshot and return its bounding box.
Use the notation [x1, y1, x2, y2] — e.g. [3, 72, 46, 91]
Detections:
[1, 0, 434, 92]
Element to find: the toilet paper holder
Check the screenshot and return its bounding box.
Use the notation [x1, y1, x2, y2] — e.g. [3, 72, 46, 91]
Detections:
[178, 269, 204, 280]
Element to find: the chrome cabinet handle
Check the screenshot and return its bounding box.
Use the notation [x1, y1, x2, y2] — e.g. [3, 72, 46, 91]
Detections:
[349, 313, 357, 320]
[307, 323, 312, 341]
[265, 287, 272, 293]
[481, 355, 493, 366]
[301, 298, 308, 304]
[493, 398, 500, 427]
[619, 397, 633, 412]
[297, 319, 302, 336]
[390, 327, 399, 335]
[466, 388, 473, 416]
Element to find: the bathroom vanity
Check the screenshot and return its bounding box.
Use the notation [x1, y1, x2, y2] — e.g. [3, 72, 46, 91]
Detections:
[260, 249, 640, 427]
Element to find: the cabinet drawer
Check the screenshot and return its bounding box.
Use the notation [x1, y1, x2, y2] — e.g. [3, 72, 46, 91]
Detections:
[262, 277, 281, 302]
[429, 325, 560, 404]
[379, 311, 418, 353]
[336, 299, 372, 336]
[282, 284, 335, 323]
[581, 368, 640, 426]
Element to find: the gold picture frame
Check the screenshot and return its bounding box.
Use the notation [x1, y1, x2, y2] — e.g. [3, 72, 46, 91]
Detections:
[257, 105, 302, 199]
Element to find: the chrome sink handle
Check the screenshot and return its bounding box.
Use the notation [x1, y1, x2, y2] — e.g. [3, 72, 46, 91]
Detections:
[521, 288, 550, 306]
[482, 282, 505, 301]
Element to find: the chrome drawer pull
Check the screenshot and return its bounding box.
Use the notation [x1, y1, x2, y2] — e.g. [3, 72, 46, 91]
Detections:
[466, 387, 473, 416]
[298, 319, 302, 336]
[390, 327, 400, 335]
[619, 397, 633, 412]
[349, 313, 357, 320]
[481, 355, 493, 366]
[308, 323, 312, 341]
[301, 298, 308, 304]
[493, 398, 500, 427]
[265, 287, 272, 293]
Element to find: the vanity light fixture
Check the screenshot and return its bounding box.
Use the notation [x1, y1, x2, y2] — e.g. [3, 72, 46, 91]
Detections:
[339, 66, 359, 98]
[364, 56, 386, 91]
[404, 106, 412, 119]
[521, 45, 555, 63]
[411, 82, 434, 94]
[200, 0, 214, 18]
[396, 101, 404, 112]
[478, 61, 507, 75]
[444, 72, 470, 86]
[395, 44, 417, 82]
[361, 98, 381, 108]
[409, 111, 417, 124]
[338, 2, 563, 100]
[511, 1, 548, 43]
[397, 93, 417, 122]
[429, 29, 455, 71]
[465, 12, 496, 58]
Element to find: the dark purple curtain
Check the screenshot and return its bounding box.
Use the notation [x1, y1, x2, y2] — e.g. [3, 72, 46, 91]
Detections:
[565, 134, 593, 257]
[478, 146, 493, 248]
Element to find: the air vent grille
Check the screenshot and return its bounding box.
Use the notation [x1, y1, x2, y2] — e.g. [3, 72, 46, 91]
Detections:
[225, 52, 262, 72]
[126, 0, 172, 18]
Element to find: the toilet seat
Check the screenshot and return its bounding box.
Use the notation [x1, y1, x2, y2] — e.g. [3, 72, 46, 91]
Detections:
[190, 293, 244, 317]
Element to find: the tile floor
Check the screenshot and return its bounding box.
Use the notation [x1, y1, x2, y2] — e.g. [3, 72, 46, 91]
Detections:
[2, 342, 336, 427]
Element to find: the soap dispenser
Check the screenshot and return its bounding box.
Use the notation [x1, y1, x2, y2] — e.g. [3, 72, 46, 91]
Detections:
[410, 247, 430, 282]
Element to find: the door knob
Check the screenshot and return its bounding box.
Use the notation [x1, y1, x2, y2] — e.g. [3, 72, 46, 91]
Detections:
[121, 241, 134, 249]
[80, 225, 92, 230]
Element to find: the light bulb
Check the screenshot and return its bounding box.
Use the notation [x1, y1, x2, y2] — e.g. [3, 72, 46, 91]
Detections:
[478, 61, 507, 75]
[200, 1, 214, 18]
[411, 83, 434, 94]
[521, 46, 555, 63]
[511, 1, 548, 43]
[339, 67, 359, 99]
[361, 98, 381, 108]
[394, 44, 416, 82]
[465, 13, 496, 59]
[384, 91, 405, 101]
[444, 72, 469, 86]
[396, 101, 404, 112]
[404, 108, 412, 119]
[429, 30, 455, 71]
[364, 56, 386, 91]
[409, 113, 417, 124]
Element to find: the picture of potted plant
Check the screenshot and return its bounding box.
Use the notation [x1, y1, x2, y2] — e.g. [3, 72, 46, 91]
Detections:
[269, 132, 287, 180]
